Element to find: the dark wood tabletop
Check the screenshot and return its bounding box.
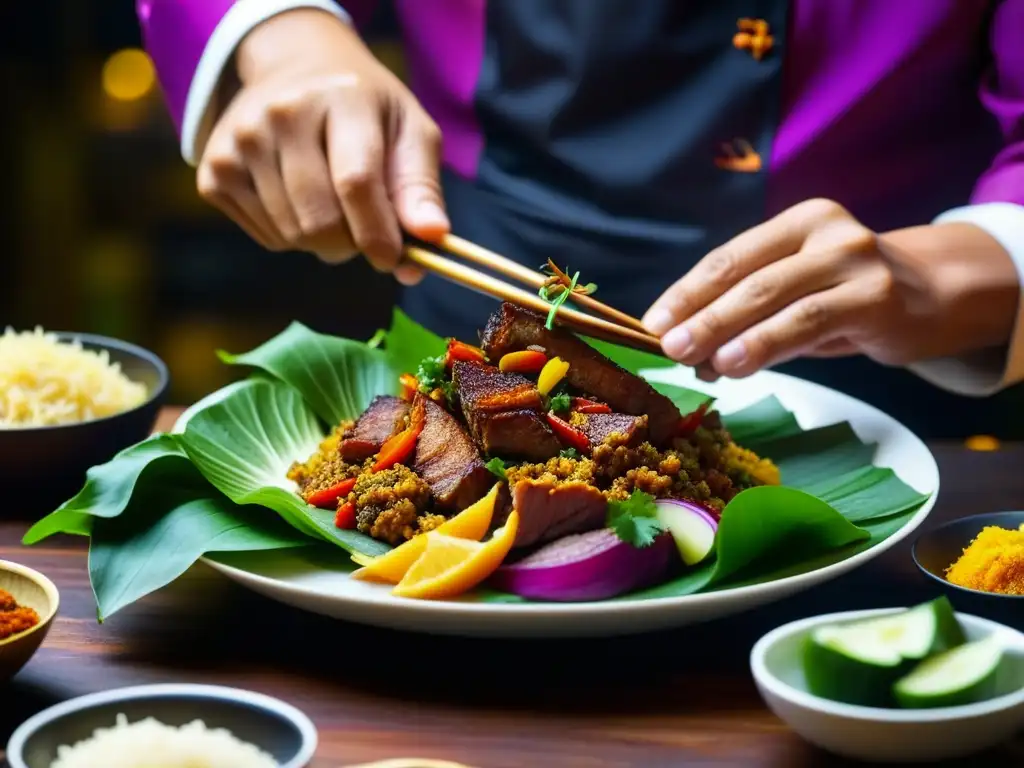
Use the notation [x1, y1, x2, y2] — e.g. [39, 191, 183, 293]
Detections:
[3, 408, 1024, 767]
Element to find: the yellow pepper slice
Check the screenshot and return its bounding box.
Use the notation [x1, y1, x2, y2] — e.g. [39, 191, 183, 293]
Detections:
[537, 356, 569, 395]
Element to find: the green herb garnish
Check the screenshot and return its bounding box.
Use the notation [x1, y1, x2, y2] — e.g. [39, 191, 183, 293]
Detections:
[538, 270, 581, 330]
[415, 353, 445, 390]
[606, 491, 666, 548]
[558, 447, 581, 460]
[549, 392, 572, 413]
[485, 457, 508, 481]
[366, 328, 387, 349]
[414, 353, 456, 407]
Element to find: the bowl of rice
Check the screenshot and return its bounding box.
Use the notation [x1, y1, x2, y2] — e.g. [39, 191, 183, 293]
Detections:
[6, 683, 317, 768]
[0, 327, 169, 513]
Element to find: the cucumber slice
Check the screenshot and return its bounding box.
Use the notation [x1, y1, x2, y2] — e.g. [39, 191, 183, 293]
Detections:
[803, 624, 914, 707]
[802, 598, 967, 707]
[833, 596, 966, 661]
[893, 635, 1004, 709]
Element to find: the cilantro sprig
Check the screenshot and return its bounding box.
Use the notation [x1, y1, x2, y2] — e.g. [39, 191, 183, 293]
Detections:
[414, 353, 455, 406]
[606, 491, 666, 548]
[485, 457, 508, 481]
[549, 392, 572, 413]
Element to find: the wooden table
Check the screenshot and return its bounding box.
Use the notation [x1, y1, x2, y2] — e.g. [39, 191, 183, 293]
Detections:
[3, 409, 1024, 767]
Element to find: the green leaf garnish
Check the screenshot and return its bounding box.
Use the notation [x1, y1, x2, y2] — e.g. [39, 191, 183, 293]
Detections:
[485, 457, 508, 481]
[559, 447, 581, 460]
[366, 328, 386, 348]
[549, 392, 571, 413]
[606, 491, 666, 548]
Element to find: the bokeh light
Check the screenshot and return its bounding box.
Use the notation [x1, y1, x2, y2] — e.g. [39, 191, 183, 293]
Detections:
[101, 48, 156, 101]
[965, 435, 1000, 452]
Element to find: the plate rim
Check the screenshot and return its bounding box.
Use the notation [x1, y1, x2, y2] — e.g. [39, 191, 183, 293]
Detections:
[181, 365, 939, 618]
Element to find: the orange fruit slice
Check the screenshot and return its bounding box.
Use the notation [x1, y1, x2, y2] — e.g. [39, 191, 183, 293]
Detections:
[392, 510, 519, 599]
[350, 483, 501, 584]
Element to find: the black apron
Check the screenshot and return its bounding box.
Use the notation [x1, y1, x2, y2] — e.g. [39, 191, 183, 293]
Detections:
[399, 0, 1024, 440]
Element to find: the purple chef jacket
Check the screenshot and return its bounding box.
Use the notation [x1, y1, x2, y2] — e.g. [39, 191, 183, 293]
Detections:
[136, 0, 1024, 438]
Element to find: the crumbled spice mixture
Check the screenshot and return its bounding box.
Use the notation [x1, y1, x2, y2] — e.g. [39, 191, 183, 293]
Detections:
[349, 465, 434, 545]
[0, 588, 40, 640]
[286, 421, 353, 488]
[505, 455, 598, 486]
[946, 525, 1024, 596]
[509, 429, 780, 514]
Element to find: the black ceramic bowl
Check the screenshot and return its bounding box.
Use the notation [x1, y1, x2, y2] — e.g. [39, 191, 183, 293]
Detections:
[0, 331, 169, 515]
[912, 511, 1024, 629]
[6, 683, 317, 768]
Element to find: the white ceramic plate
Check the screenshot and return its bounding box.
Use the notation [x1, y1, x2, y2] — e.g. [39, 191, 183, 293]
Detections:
[176, 366, 939, 638]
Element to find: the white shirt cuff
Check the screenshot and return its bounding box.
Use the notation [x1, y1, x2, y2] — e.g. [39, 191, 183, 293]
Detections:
[908, 202, 1024, 397]
[181, 0, 352, 166]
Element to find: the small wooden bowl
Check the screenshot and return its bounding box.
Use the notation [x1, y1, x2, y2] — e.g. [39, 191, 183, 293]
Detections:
[0, 559, 59, 682]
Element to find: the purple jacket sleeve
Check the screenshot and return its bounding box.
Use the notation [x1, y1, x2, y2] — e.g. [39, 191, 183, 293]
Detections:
[136, 1, 380, 143]
[971, 0, 1024, 205]
[137, 0, 237, 136]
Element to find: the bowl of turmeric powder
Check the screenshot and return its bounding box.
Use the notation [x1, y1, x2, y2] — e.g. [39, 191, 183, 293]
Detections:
[913, 512, 1024, 625]
[0, 559, 59, 682]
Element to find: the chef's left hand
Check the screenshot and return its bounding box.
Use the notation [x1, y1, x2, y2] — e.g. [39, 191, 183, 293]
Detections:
[642, 198, 1020, 380]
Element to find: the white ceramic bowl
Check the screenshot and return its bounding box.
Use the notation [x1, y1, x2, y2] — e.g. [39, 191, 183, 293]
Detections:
[7, 684, 318, 768]
[750, 608, 1024, 763]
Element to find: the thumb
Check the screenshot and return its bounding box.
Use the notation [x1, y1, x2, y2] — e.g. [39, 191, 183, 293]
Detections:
[389, 112, 449, 243]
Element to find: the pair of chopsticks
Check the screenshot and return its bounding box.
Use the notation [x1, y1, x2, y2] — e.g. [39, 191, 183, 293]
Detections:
[402, 234, 664, 354]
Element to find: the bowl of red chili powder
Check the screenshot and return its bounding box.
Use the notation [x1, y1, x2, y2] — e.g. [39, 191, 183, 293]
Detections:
[0, 559, 58, 682]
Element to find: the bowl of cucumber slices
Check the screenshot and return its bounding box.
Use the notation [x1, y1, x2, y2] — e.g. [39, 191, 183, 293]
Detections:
[750, 598, 1024, 763]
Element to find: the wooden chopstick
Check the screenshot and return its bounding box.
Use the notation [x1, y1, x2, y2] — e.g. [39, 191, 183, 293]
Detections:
[438, 234, 650, 334]
[403, 246, 663, 354]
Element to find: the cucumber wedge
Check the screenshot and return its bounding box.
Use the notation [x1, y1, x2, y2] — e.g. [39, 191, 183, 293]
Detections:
[893, 635, 1004, 709]
[802, 598, 967, 707]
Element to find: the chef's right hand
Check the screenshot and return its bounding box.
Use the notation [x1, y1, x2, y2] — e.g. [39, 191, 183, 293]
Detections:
[196, 8, 446, 285]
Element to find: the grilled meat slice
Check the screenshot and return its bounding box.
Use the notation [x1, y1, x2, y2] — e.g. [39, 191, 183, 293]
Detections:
[475, 409, 564, 461]
[412, 396, 493, 510]
[340, 395, 410, 461]
[575, 412, 648, 448]
[480, 302, 681, 445]
[452, 361, 562, 460]
[509, 478, 608, 549]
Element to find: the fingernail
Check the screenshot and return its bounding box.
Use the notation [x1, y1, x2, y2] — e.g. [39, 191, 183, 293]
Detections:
[715, 339, 747, 371]
[416, 200, 448, 225]
[661, 326, 693, 360]
[643, 308, 675, 336]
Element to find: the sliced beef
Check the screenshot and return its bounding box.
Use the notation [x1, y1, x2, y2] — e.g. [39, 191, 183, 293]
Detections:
[452, 361, 562, 460]
[576, 412, 648, 448]
[340, 395, 409, 460]
[412, 396, 493, 510]
[508, 479, 608, 549]
[481, 302, 681, 445]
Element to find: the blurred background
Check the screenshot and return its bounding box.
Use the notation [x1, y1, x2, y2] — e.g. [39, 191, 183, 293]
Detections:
[2, 2, 1022, 442]
[1, 1, 405, 407]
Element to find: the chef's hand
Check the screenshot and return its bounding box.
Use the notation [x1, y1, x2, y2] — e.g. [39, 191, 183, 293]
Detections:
[196, 8, 444, 285]
[642, 198, 1020, 380]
